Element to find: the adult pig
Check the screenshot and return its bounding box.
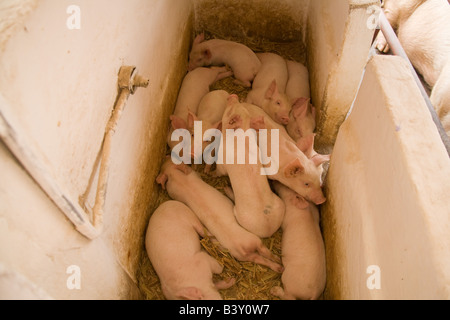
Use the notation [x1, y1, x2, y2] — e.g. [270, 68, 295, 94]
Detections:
[378, 0, 450, 88]
[214, 95, 285, 238]
[145, 201, 235, 300]
[156, 158, 284, 273]
[188, 33, 261, 87]
[270, 182, 326, 300]
[377, 0, 450, 135]
[246, 53, 291, 125]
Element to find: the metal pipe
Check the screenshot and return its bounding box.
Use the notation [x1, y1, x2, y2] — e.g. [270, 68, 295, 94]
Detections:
[91, 66, 149, 232]
[378, 10, 450, 156]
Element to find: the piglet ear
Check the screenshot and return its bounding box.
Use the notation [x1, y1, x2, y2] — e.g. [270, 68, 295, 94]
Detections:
[203, 49, 212, 60]
[284, 158, 305, 178]
[187, 111, 199, 129]
[213, 121, 223, 131]
[155, 173, 168, 190]
[293, 194, 310, 210]
[175, 163, 192, 175]
[265, 80, 278, 100]
[228, 115, 242, 128]
[292, 98, 310, 119]
[297, 134, 316, 158]
[311, 104, 317, 119]
[176, 287, 204, 300]
[227, 94, 240, 105]
[193, 33, 205, 45]
[312, 154, 331, 167]
[170, 115, 187, 130]
[250, 116, 265, 131]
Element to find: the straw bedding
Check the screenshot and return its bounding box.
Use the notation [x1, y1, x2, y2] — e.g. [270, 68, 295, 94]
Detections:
[136, 32, 309, 300]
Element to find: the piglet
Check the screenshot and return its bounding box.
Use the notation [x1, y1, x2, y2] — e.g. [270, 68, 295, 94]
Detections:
[214, 95, 285, 238]
[285, 60, 310, 102]
[270, 182, 326, 300]
[246, 53, 291, 125]
[284, 60, 316, 142]
[188, 33, 261, 87]
[168, 66, 232, 158]
[243, 103, 330, 205]
[156, 158, 284, 273]
[145, 200, 235, 300]
[286, 97, 317, 143]
[196, 89, 229, 154]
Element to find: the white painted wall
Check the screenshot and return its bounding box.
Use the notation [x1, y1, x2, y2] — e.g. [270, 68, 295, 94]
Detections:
[0, 0, 193, 299]
[323, 55, 450, 300]
[307, 0, 379, 148]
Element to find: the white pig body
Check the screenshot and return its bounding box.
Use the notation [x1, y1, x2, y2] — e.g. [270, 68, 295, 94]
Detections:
[242, 103, 329, 205]
[378, 0, 450, 135]
[284, 60, 316, 142]
[188, 34, 261, 88]
[270, 183, 326, 300]
[214, 96, 285, 238]
[168, 67, 232, 156]
[197, 90, 229, 128]
[430, 59, 450, 136]
[145, 201, 234, 300]
[156, 158, 284, 273]
[285, 60, 310, 102]
[246, 53, 291, 125]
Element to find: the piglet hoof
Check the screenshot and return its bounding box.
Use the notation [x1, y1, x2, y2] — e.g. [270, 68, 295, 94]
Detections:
[233, 79, 252, 88]
[270, 286, 295, 300]
[270, 286, 284, 299]
[376, 33, 390, 53]
[214, 278, 236, 290]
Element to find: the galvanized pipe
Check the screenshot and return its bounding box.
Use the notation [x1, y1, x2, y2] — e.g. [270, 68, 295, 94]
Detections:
[378, 10, 450, 156]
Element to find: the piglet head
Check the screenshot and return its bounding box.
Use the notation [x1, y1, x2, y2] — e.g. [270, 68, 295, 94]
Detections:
[289, 98, 316, 139]
[250, 116, 266, 131]
[170, 115, 187, 130]
[282, 145, 327, 205]
[222, 95, 250, 130]
[265, 80, 291, 125]
[156, 158, 192, 190]
[188, 33, 211, 71]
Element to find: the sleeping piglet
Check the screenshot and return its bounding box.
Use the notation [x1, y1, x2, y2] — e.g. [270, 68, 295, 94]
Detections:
[246, 53, 291, 125]
[285, 60, 316, 142]
[168, 66, 232, 159]
[243, 103, 330, 205]
[270, 182, 326, 300]
[145, 200, 235, 300]
[196, 89, 229, 154]
[156, 158, 284, 273]
[213, 95, 285, 238]
[188, 33, 261, 87]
